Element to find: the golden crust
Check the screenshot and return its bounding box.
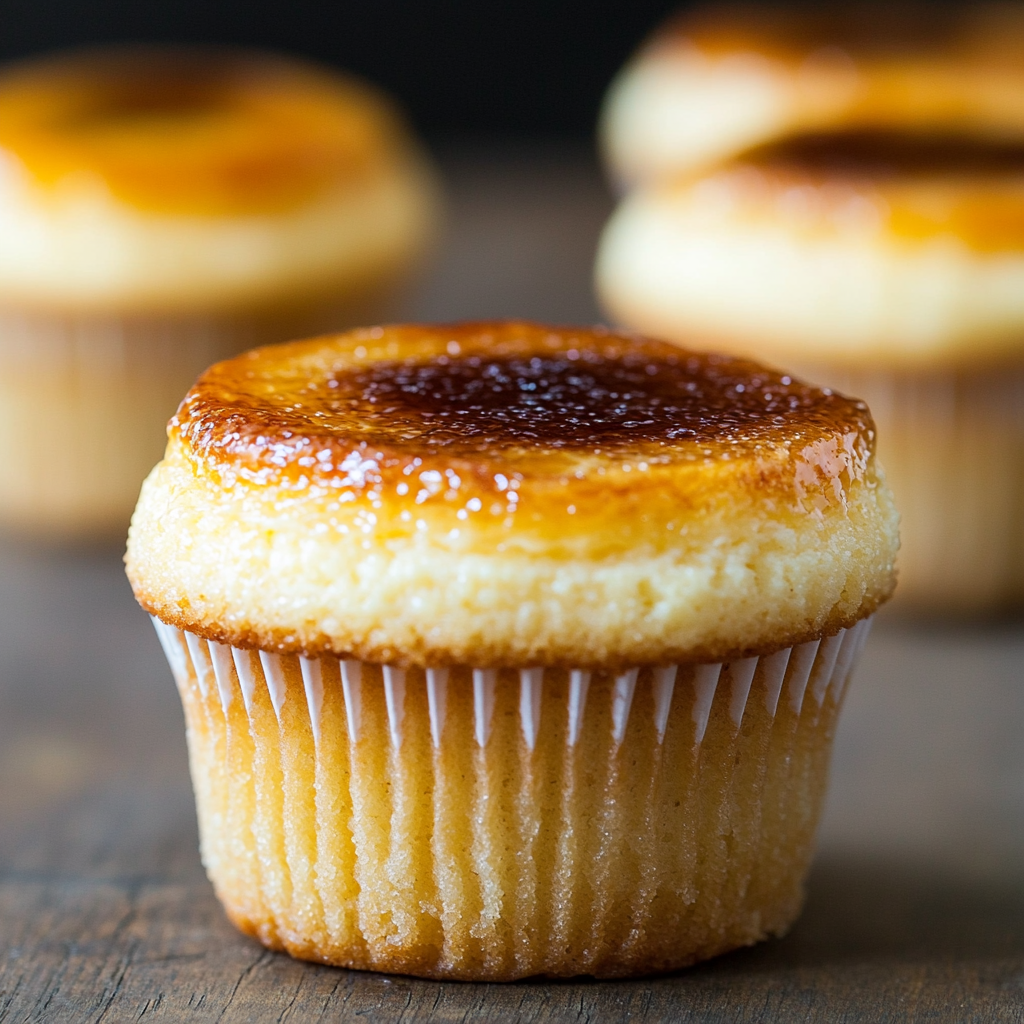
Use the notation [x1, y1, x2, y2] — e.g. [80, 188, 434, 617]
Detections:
[659, 3, 1024, 71]
[738, 131, 1024, 254]
[0, 47, 410, 216]
[126, 322, 899, 667]
[601, 3, 1024, 185]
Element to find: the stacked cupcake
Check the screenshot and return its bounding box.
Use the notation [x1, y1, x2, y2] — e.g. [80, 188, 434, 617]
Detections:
[0, 47, 439, 538]
[597, 4, 1024, 612]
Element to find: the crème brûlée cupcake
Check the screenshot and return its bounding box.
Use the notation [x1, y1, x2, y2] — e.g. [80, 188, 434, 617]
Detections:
[600, 3, 1024, 188]
[126, 321, 898, 980]
[0, 47, 439, 537]
[597, 128, 1024, 612]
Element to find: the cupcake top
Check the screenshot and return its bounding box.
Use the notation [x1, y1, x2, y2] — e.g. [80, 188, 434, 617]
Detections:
[601, 3, 1024, 186]
[731, 132, 1024, 255]
[0, 48, 438, 311]
[597, 130, 1024, 366]
[127, 322, 898, 668]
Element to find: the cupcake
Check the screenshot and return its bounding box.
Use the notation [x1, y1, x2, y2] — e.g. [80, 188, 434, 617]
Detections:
[600, 3, 1024, 188]
[126, 321, 898, 979]
[596, 7, 1024, 613]
[0, 47, 439, 537]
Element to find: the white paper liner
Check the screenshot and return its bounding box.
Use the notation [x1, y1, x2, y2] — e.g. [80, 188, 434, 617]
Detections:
[154, 616, 872, 752]
[158, 614, 874, 979]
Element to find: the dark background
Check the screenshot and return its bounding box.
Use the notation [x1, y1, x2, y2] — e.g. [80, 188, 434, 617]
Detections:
[0, 0, 685, 139]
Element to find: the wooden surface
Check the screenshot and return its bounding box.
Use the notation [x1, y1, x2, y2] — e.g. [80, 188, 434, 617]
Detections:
[3, 147, 1024, 1022]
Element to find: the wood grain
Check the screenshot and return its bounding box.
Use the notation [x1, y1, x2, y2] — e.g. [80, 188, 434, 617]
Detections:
[5, 853, 1024, 1022]
[2, 148, 1024, 1022]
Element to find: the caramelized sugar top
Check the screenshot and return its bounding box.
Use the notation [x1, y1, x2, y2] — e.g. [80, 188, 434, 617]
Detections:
[722, 131, 1024, 251]
[668, 3, 1024, 65]
[748, 131, 1024, 176]
[177, 322, 871, 495]
[0, 48, 405, 215]
[658, 5, 1024, 164]
[325, 348, 842, 455]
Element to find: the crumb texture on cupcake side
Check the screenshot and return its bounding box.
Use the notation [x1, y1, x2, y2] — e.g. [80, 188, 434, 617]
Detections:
[127, 321, 899, 668]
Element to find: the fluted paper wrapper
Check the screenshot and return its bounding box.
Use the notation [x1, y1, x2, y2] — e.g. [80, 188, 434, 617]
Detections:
[153, 618, 871, 980]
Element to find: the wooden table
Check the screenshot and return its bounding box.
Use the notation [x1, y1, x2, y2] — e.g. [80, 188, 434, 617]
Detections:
[3, 147, 1024, 1022]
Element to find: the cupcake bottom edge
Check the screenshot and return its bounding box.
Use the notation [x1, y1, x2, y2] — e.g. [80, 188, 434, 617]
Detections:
[225, 895, 805, 981]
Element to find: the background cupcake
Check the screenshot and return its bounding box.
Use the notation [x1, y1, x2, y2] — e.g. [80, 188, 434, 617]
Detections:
[596, 4, 1024, 613]
[126, 321, 898, 979]
[600, 3, 1024, 189]
[0, 47, 440, 538]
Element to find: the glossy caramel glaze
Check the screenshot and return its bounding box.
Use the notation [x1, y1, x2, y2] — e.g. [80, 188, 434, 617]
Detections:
[665, 3, 1024, 143]
[0, 48, 409, 215]
[749, 131, 1024, 176]
[174, 322, 876, 558]
[727, 130, 1024, 252]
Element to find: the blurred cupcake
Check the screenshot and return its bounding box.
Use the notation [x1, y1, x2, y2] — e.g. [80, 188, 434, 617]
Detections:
[0, 47, 439, 537]
[600, 3, 1024, 188]
[597, 6, 1024, 613]
[126, 322, 898, 979]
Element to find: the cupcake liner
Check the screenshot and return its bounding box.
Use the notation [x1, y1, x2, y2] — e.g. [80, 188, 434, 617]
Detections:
[155, 617, 871, 752]
[0, 302, 356, 536]
[153, 616, 871, 980]
[802, 362, 1024, 612]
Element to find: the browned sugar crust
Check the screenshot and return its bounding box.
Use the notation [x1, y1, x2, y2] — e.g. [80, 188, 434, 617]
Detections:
[175, 319, 873, 501]
[657, 3, 1024, 67]
[719, 130, 1024, 254]
[0, 47, 408, 216]
[743, 130, 1024, 177]
[604, 3, 1024, 191]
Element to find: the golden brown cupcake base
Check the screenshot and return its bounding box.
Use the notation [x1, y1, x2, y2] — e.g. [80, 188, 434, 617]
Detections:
[155, 617, 871, 980]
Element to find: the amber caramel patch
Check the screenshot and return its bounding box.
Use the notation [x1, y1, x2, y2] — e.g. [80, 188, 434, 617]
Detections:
[665, 4, 1023, 62]
[0, 49, 406, 215]
[181, 326, 866, 458]
[690, 131, 1024, 253]
[748, 131, 1024, 178]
